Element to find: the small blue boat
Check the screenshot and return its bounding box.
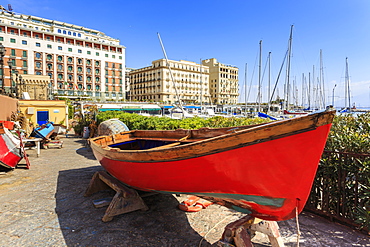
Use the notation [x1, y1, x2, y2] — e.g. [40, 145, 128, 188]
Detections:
[31, 122, 55, 139]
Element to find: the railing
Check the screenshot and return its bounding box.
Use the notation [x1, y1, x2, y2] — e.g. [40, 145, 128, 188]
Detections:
[305, 150, 370, 234]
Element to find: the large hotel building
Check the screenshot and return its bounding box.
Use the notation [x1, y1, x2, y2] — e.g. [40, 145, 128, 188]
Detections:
[129, 58, 239, 105]
[0, 6, 125, 100]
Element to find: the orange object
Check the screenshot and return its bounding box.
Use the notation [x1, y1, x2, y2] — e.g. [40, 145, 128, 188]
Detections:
[179, 196, 213, 212]
[0, 121, 14, 130]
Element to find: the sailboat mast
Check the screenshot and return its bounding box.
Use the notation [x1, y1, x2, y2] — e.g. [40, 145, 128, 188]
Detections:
[285, 25, 293, 110]
[258, 40, 262, 112]
[320, 49, 326, 108]
[267, 52, 271, 113]
[345, 57, 351, 110]
[244, 63, 247, 115]
[200, 59, 203, 114]
[157, 32, 184, 115]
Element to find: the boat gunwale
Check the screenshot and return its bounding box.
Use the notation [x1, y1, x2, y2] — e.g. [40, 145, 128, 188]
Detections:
[89, 110, 335, 163]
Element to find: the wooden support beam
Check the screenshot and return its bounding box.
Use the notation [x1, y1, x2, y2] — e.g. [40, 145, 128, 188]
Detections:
[85, 171, 149, 222]
[218, 216, 285, 247]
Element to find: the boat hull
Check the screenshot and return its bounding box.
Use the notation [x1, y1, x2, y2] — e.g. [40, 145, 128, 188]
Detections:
[90, 110, 335, 221]
[0, 129, 22, 169]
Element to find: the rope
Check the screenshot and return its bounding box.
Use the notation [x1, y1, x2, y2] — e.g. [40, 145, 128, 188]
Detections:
[198, 215, 233, 247]
[295, 199, 301, 247]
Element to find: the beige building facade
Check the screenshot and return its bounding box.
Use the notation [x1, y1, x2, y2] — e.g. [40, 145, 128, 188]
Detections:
[129, 59, 210, 104]
[12, 74, 50, 100]
[18, 99, 68, 127]
[202, 58, 239, 104]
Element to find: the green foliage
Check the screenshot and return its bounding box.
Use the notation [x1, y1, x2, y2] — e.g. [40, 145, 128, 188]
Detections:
[308, 113, 370, 231]
[326, 113, 370, 153]
[96, 111, 270, 131]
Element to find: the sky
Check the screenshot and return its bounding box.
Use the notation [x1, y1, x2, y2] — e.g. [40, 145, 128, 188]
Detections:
[4, 0, 370, 107]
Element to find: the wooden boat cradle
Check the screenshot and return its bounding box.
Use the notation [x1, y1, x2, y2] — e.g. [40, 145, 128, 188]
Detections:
[85, 171, 285, 247]
[84, 171, 156, 222]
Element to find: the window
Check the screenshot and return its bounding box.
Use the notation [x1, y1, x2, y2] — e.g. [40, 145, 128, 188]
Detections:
[58, 46, 62, 50]
[105, 54, 108, 57]
[57, 56, 62, 61]
[68, 66, 73, 72]
[95, 61, 100, 66]
[95, 69, 100, 74]
[86, 60, 91, 65]
[87, 85, 91, 90]
[23, 70, 27, 74]
[36, 62, 41, 68]
[47, 44, 52, 49]
[87, 51, 91, 55]
[78, 67, 83, 72]
[87, 68, 91, 73]
[73, 32, 76, 36]
[22, 51, 27, 57]
[105, 62, 108, 67]
[68, 57, 72, 63]
[78, 33, 81, 37]
[96, 52, 99, 56]
[58, 64, 63, 70]
[68, 74, 73, 80]
[119, 56, 122, 60]
[36, 71, 41, 75]
[78, 49, 82, 53]
[87, 76, 91, 82]
[58, 74, 63, 79]
[47, 63, 52, 70]
[58, 29, 61, 33]
[47, 54, 52, 60]
[112, 55, 115, 59]
[77, 58, 82, 64]
[23, 61, 27, 67]
[68, 31, 71, 35]
[10, 30, 14, 34]
[11, 49, 15, 56]
[0, 37, 3, 41]
[36, 42, 40, 47]
[10, 38, 16, 43]
[35, 52, 41, 58]
[48, 73, 53, 78]
[63, 30, 66, 34]
[96, 85, 100, 90]
[46, 37, 50, 41]
[68, 48, 72, 52]
[35, 34, 39, 39]
[78, 75, 82, 81]
[22, 40, 27, 45]
[96, 77, 100, 82]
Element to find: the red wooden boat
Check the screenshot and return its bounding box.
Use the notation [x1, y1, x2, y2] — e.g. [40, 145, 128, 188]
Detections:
[0, 123, 22, 169]
[89, 110, 335, 221]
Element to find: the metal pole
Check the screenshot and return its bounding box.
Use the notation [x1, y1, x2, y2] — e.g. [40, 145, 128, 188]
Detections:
[332, 84, 336, 106]
[7, 60, 12, 96]
[0, 43, 5, 94]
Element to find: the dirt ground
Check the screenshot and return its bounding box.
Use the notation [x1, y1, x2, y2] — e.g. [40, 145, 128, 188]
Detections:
[0, 136, 368, 246]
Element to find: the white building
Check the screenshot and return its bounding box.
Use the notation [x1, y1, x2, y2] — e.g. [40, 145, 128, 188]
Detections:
[0, 6, 125, 100]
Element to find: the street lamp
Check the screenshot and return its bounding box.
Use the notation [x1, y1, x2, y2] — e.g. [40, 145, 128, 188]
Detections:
[7, 60, 13, 96]
[332, 84, 337, 106]
[0, 43, 5, 94]
[18, 74, 23, 99]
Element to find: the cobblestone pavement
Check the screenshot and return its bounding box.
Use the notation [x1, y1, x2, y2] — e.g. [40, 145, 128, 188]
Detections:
[0, 137, 369, 247]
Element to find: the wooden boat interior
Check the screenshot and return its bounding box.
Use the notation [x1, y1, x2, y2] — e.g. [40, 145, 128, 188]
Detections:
[91, 122, 268, 151]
